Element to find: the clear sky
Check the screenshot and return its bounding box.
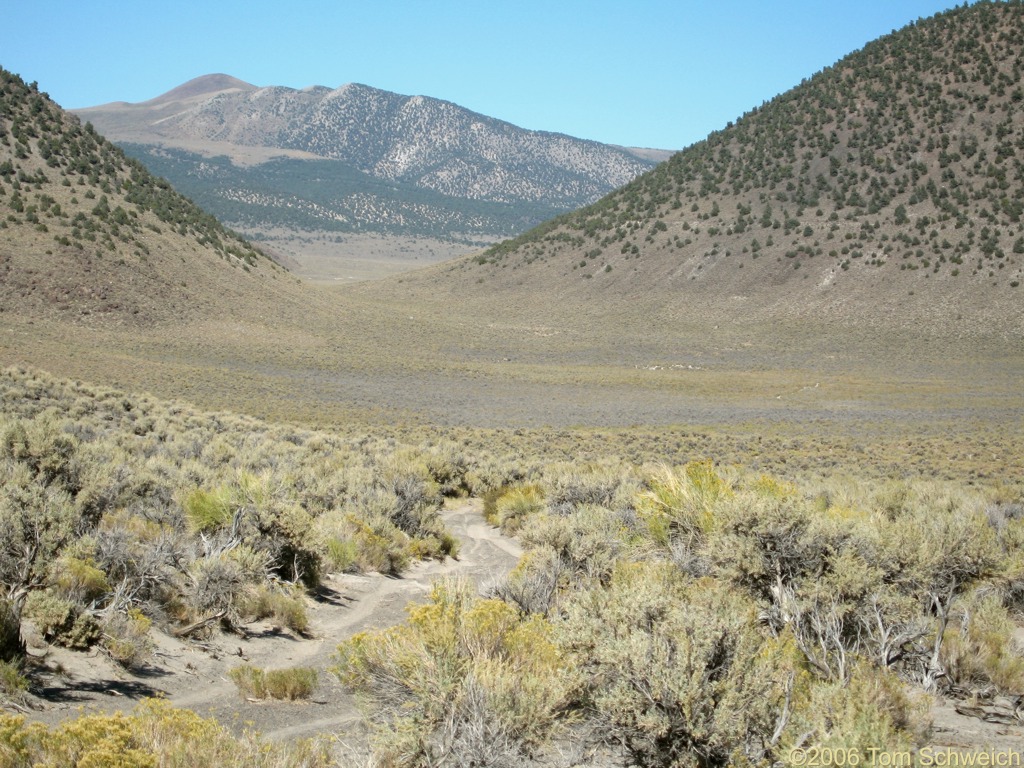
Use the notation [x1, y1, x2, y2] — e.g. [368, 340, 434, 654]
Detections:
[2, 0, 969, 151]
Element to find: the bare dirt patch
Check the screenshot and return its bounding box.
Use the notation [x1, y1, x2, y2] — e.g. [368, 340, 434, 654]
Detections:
[239, 228, 484, 283]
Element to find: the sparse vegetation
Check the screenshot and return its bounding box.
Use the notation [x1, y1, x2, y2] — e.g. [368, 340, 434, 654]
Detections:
[476, 1, 1024, 318]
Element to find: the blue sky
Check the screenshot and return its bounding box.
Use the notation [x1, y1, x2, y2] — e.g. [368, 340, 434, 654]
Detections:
[3, 0, 968, 150]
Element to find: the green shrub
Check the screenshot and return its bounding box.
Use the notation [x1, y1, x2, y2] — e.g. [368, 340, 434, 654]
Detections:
[239, 585, 309, 635]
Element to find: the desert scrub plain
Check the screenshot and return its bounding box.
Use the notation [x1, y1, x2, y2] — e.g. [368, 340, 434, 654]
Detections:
[0, 365, 1022, 767]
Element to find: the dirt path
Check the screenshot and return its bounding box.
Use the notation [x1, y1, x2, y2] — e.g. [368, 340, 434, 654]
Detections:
[28, 499, 522, 760]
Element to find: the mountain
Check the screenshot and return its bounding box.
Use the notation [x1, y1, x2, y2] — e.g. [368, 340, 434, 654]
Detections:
[412, 1, 1024, 340]
[75, 78, 663, 242]
[0, 67, 304, 326]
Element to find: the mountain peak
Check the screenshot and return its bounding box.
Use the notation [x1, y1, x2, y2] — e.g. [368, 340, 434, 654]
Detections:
[144, 74, 257, 105]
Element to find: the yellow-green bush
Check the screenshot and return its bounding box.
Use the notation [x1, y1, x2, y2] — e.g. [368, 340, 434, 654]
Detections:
[493, 484, 544, 533]
[53, 555, 110, 603]
[182, 487, 234, 534]
[334, 578, 570, 766]
[0, 698, 334, 767]
[637, 461, 731, 548]
[239, 584, 309, 635]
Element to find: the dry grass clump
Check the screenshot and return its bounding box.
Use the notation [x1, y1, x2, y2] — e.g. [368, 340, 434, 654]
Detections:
[0, 660, 28, 708]
[229, 664, 319, 701]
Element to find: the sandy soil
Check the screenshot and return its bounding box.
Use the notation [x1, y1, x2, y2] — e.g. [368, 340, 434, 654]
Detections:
[241, 229, 483, 283]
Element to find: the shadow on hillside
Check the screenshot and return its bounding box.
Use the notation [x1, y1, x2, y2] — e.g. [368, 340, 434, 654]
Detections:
[33, 673, 168, 704]
[312, 583, 349, 606]
[239, 624, 305, 641]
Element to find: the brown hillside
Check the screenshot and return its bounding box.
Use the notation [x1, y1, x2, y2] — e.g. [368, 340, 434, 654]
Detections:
[412, 1, 1024, 342]
[0, 68, 307, 327]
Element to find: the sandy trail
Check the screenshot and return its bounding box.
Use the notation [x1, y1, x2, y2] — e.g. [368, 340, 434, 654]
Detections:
[168, 499, 523, 747]
[28, 499, 522, 760]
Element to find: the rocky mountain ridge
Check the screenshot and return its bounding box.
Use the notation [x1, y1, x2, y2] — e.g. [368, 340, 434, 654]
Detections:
[76, 78, 666, 240]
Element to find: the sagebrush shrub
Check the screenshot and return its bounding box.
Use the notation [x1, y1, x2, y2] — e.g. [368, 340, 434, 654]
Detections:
[559, 562, 792, 768]
[334, 578, 569, 766]
[0, 698, 333, 766]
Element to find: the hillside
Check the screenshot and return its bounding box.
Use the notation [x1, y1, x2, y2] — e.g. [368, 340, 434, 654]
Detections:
[1, 10, 1022, 443]
[0, 67, 311, 327]
[75, 77, 662, 244]
[420, 1, 1024, 340]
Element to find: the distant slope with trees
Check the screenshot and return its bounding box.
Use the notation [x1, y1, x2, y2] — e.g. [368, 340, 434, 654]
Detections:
[418, 1, 1024, 340]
